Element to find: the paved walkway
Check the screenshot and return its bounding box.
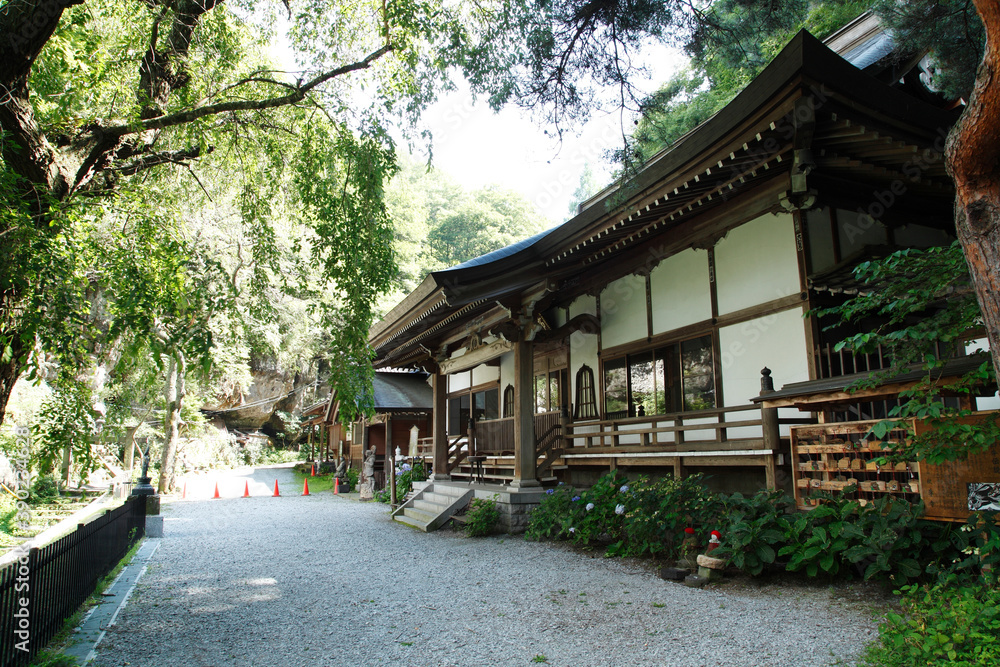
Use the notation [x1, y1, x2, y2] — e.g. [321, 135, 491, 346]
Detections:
[81, 464, 881, 667]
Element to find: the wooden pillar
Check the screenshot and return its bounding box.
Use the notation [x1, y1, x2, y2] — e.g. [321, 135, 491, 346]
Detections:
[511, 331, 539, 488]
[673, 457, 684, 481]
[760, 367, 780, 490]
[431, 370, 450, 481]
[387, 415, 397, 507]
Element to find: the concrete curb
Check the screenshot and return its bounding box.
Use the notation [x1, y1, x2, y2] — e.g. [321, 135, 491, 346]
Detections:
[63, 538, 161, 664]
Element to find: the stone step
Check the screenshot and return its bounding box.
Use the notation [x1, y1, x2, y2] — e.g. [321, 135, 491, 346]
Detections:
[403, 506, 437, 524]
[433, 484, 472, 497]
[391, 484, 474, 533]
[394, 513, 431, 531]
[422, 492, 457, 505]
[413, 499, 449, 513]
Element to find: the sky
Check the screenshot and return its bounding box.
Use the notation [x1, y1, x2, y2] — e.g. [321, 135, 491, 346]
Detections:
[416, 47, 686, 225]
[417, 88, 637, 224]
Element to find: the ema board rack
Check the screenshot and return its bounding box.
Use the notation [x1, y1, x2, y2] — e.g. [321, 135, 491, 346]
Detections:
[790, 419, 920, 511]
[790, 414, 1000, 520]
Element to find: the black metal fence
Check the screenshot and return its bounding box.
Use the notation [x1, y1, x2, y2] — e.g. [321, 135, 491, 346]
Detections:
[0, 496, 146, 667]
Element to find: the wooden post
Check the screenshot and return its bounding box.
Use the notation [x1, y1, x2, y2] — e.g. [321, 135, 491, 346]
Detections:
[511, 330, 539, 488]
[387, 415, 397, 508]
[673, 457, 684, 480]
[760, 367, 780, 490]
[431, 370, 450, 481]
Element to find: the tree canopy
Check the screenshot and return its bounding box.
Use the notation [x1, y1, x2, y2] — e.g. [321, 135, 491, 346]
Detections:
[4, 0, 1000, 471]
[0, 0, 492, 430]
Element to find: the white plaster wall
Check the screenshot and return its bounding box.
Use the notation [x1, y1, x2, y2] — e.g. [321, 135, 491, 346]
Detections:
[719, 307, 811, 438]
[650, 248, 712, 334]
[472, 364, 500, 386]
[715, 212, 800, 315]
[680, 416, 718, 442]
[499, 351, 515, 400]
[449, 371, 471, 393]
[600, 273, 649, 349]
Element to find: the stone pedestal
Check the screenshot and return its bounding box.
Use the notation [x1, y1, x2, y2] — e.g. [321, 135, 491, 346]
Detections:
[144, 494, 163, 537]
[696, 553, 726, 581]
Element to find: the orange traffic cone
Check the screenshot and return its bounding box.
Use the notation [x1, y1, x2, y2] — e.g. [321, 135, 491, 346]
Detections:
[334, 477, 339, 495]
[212, 482, 220, 499]
[182, 483, 187, 499]
[302, 479, 310, 496]
[311, 464, 315, 477]
[273, 479, 280, 497]
[243, 481, 250, 498]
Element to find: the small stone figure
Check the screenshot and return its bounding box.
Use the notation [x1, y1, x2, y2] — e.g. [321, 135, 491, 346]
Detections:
[334, 457, 348, 481]
[359, 446, 376, 500]
[677, 526, 699, 569]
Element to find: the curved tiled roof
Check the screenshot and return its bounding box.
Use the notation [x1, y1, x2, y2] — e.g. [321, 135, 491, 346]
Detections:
[438, 225, 561, 272]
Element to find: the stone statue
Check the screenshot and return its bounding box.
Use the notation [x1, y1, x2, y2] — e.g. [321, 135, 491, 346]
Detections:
[139, 440, 152, 479]
[359, 446, 377, 500]
[131, 439, 156, 496]
[334, 457, 348, 480]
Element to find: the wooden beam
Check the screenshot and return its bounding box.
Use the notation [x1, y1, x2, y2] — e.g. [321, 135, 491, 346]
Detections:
[438, 338, 516, 375]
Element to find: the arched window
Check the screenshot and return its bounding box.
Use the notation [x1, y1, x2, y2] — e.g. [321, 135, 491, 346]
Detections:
[502, 384, 515, 418]
[575, 365, 598, 419]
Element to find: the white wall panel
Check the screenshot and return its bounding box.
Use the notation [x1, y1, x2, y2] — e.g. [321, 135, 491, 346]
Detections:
[600, 274, 648, 349]
[715, 213, 800, 315]
[499, 351, 515, 401]
[719, 307, 811, 438]
[650, 248, 712, 334]
[449, 371, 471, 393]
[472, 364, 500, 386]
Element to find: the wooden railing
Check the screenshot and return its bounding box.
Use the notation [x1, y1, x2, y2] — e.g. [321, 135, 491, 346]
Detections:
[535, 415, 564, 476]
[471, 412, 562, 456]
[433, 403, 807, 479]
[445, 434, 468, 473]
[475, 417, 514, 454]
[562, 403, 806, 451]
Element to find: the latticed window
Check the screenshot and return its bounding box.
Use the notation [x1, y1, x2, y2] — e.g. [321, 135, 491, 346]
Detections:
[575, 365, 598, 419]
[502, 384, 514, 418]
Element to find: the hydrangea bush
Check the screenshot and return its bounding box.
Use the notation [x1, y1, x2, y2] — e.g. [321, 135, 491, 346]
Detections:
[524, 472, 1000, 586]
[525, 472, 725, 559]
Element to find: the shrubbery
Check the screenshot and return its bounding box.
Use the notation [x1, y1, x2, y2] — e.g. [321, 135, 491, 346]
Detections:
[862, 583, 1000, 666]
[525, 472, 995, 585]
[464, 496, 501, 537]
[375, 461, 426, 503]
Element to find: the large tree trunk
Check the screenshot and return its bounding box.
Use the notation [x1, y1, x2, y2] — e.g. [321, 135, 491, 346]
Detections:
[948, 1, 1000, 383]
[158, 351, 186, 493]
[0, 339, 25, 429]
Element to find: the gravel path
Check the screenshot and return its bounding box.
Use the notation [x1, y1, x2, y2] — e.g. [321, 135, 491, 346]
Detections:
[90, 464, 882, 667]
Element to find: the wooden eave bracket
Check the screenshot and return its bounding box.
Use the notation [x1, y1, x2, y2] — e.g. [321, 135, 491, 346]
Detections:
[533, 313, 600, 344]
